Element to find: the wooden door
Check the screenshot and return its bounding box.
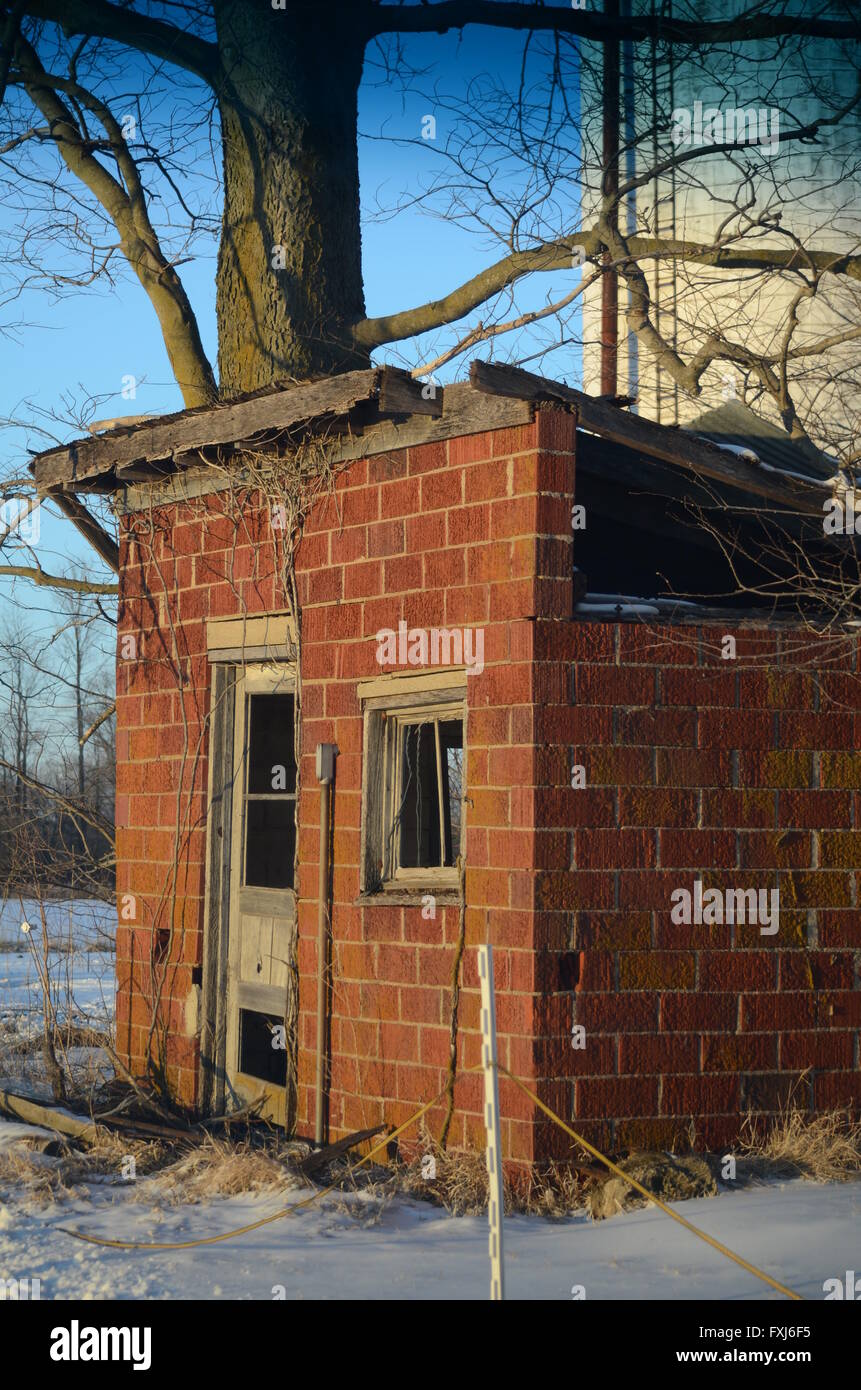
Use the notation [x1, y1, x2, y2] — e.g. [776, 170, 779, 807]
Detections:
[224, 663, 297, 1123]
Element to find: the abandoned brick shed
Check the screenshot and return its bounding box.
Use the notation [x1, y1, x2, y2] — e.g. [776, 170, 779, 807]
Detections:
[33, 360, 861, 1168]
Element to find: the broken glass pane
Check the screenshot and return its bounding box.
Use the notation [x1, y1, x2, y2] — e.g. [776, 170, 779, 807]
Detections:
[440, 720, 463, 866]
[396, 718, 463, 870]
[238, 1009, 287, 1084]
[398, 722, 440, 868]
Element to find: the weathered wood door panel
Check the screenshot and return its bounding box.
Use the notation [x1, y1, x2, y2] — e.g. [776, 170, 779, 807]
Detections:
[224, 663, 298, 1124]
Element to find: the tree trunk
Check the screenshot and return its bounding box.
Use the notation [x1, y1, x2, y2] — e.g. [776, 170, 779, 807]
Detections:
[213, 1, 370, 395]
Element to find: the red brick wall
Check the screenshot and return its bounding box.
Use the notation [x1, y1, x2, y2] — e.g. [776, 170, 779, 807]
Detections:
[292, 410, 575, 1163]
[535, 622, 861, 1156]
[114, 407, 861, 1163]
[115, 409, 577, 1164]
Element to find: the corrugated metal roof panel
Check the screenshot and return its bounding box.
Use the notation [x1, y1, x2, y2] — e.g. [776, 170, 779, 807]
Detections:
[684, 400, 836, 481]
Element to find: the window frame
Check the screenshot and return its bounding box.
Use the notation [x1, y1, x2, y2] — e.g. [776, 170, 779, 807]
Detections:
[240, 686, 298, 893]
[360, 683, 466, 899]
[384, 700, 464, 886]
[231, 662, 299, 916]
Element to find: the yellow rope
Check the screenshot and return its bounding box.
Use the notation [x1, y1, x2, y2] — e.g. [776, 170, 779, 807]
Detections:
[497, 1065, 803, 1301]
[57, 1086, 448, 1252]
[59, 1064, 803, 1299]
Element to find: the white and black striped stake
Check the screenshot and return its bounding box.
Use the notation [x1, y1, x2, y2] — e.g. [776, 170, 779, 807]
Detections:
[478, 943, 505, 1301]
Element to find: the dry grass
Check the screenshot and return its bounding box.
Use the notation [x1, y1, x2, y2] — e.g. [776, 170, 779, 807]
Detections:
[3, 1097, 859, 1219]
[397, 1123, 586, 1217]
[0, 1127, 168, 1205]
[135, 1134, 303, 1206]
[738, 1101, 861, 1184]
[397, 1102, 861, 1218]
[0, 1127, 303, 1207]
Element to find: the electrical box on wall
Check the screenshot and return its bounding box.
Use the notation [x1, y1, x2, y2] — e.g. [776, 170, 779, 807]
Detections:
[316, 742, 338, 783]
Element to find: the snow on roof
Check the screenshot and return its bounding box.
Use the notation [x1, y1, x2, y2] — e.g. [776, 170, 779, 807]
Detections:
[575, 593, 710, 617]
[685, 399, 835, 483]
[691, 435, 761, 466]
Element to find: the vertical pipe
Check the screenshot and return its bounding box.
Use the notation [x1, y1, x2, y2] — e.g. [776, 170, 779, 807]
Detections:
[601, 0, 621, 397]
[314, 745, 337, 1145]
[621, 0, 638, 408]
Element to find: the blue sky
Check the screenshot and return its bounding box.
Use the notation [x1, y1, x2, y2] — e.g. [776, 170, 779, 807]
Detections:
[0, 17, 582, 634]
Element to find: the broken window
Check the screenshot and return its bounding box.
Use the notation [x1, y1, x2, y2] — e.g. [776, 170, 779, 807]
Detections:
[572, 429, 838, 617]
[242, 692, 296, 890]
[238, 1009, 287, 1085]
[360, 692, 465, 894]
[395, 718, 463, 870]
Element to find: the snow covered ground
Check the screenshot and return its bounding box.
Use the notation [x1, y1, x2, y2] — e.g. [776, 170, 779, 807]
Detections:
[0, 898, 115, 1089]
[0, 901, 856, 1302]
[0, 1148, 857, 1300]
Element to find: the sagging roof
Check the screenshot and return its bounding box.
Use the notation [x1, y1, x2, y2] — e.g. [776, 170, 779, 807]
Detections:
[28, 360, 833, 525]
[684, 398, 837, 483]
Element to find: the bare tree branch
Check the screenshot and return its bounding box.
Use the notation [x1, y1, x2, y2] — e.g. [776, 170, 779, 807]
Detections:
[353, 230, 861, 350]
[0, 564, 117, 593]
[411, 270, 601, 378]
[0, 492, 39, 544]
[49, 491, 119, 572]
[20, 0, 218, 84]
[79, 700, 114, 746]
[0, 754, 114, 842]
[11, 32, 217, 407]
[369, 1, 861, 44]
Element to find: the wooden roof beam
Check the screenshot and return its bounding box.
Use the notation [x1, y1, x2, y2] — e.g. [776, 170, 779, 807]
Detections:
[31, 367, 446, 492]
[469, 359, 828, 517]
[33, 367, 386, 492]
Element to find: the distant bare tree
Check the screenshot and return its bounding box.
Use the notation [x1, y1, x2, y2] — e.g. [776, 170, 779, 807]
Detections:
[0, 612, 114, 899]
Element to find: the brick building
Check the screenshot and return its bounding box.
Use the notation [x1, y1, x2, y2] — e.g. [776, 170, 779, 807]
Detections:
[33, 362, 861, 1167]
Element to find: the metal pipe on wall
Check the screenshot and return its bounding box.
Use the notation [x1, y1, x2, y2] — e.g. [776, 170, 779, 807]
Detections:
[314, 742, 338, 1145]
[601, 0, 621, 398]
